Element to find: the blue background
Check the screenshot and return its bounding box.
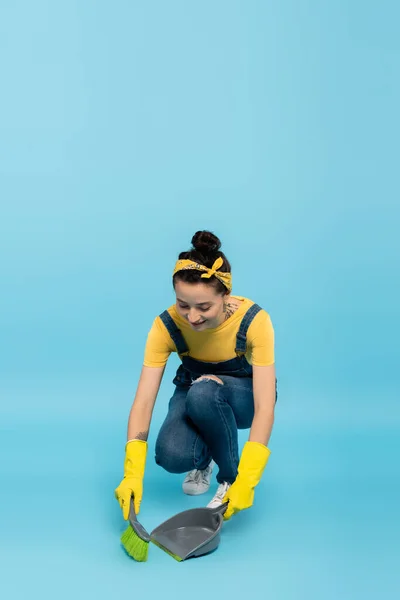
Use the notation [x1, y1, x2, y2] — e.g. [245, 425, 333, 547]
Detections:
[0, 1, 398, 598]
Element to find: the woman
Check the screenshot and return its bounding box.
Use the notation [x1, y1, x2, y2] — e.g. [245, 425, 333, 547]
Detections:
[115, 230, 277, 521]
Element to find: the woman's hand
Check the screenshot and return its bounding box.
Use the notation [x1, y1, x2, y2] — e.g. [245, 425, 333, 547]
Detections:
[114, 440, 147, 518]
[114, 475, 144, 519]
[223, 478, 255, 520]
[223, 441, 271, 520]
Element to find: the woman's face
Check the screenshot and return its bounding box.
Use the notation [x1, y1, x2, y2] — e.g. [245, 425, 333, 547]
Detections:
[174, 281, 227, 331]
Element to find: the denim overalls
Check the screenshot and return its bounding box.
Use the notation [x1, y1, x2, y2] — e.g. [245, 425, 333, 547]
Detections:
[154, 303, 277, 484]
[160, 302, 263, 383]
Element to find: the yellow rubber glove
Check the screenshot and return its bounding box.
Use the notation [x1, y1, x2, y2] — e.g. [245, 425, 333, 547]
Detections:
[223, 441, 271, 520]
[114, 440, 147, 519]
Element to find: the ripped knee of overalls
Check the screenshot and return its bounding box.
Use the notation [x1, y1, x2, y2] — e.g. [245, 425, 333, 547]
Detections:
[191, 375, 224, 386]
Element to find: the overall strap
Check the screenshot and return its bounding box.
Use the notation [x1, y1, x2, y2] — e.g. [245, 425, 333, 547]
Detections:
[235, 303, 262, 355]
[159, 311, 189, 356]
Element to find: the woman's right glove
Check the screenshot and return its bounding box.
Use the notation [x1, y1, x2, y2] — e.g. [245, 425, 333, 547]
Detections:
[114, 440, 147, 519]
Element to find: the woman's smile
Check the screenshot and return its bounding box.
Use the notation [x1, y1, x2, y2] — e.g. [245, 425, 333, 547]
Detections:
[189, 319, 206, 329]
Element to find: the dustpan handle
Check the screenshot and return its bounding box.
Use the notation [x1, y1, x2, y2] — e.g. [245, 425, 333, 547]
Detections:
[209, 501, 229, 517]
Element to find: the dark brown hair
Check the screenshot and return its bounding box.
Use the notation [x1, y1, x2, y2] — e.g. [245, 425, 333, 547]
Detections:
[173, 230, 231, 295]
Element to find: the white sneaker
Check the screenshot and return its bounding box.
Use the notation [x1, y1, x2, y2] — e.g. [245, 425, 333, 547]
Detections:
[182, 460, 215, 495]
[207, 481, 231, 508]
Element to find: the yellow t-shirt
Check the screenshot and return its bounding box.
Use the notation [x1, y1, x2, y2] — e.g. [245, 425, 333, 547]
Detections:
[143, 296, 274, 368]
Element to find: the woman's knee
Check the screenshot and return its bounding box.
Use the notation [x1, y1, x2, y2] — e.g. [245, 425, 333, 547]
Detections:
[186, 376, 223, 417]
[195, 374, 224, 385]
[155, 433, 190, 473]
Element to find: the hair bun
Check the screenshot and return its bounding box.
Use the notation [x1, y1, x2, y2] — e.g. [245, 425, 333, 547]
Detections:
[191, 230, 221, 253]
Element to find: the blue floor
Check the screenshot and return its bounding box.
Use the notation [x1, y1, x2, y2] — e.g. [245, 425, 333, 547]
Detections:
[1, 1, 398, 598]
[1, 378, 398, 599]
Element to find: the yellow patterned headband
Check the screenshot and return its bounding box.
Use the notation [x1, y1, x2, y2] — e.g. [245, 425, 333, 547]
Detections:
[173, 257, 232, 292]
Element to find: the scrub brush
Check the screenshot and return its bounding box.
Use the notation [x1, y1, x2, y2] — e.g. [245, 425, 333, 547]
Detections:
[121, 496, 151, 562]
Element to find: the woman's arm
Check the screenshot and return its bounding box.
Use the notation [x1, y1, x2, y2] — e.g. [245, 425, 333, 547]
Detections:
[127, 365, 166, 441]
[115, 365, 165, 517]
[223, 363, 276, 520]
[249, 364, 276, 446]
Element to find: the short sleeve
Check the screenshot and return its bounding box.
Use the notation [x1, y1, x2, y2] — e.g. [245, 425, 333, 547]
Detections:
[143, 316, 176, 367]
[247, 310, 275, 366]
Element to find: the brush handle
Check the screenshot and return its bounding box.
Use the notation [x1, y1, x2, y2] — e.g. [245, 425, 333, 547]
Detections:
[128, 495, 139, 523]
[128, 495, 151, 542]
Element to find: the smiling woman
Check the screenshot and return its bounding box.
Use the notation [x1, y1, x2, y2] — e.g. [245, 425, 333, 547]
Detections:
[114, 231, 277, 522]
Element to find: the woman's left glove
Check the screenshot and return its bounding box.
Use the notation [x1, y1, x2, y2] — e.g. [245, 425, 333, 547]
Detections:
[223, 441, 271, 520]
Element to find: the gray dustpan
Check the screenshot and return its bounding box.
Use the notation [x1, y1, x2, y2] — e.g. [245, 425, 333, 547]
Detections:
[150, 502, 229, 561]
